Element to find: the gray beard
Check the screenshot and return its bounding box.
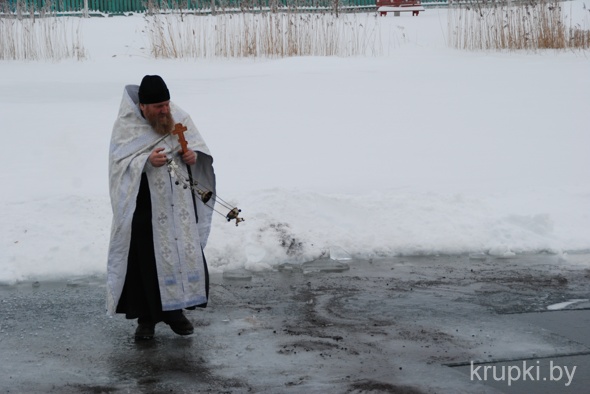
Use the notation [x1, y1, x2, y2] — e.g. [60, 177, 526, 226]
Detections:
[148, 113, 174, 136]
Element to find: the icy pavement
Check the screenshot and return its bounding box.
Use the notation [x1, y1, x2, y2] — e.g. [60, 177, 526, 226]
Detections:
[1, 254, 589, 393]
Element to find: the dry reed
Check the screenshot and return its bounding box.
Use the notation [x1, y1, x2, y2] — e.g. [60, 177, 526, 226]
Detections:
[0, 1, 86, 61]
[448, 0, 590, 51]
[144, 12, 383, 58]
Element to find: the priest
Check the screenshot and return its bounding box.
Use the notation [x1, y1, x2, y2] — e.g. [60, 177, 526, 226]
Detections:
[106, 75, 216, 340]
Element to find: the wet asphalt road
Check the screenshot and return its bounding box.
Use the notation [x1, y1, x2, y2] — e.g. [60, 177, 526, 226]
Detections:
[1, 253, 589, 393]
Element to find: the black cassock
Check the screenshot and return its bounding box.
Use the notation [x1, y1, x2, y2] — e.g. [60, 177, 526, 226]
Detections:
[116, 174, 209, 323]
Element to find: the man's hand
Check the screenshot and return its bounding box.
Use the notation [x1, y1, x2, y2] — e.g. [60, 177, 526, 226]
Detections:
[149, 147, 167, 167]
[182, 150, 196, 166]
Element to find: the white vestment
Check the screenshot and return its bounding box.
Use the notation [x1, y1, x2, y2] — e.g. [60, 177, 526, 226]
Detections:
[106, 85, 215, 315]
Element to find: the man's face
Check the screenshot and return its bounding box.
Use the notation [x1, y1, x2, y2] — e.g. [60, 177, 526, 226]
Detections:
[140, 101, 173, 135]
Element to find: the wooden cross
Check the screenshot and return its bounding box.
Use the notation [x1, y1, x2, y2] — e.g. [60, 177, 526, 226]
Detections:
[172, 123, 189, 154]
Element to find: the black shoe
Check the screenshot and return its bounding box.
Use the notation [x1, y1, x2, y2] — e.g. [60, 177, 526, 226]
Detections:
[135, 322, 155, 340]
[164, 313, 194, 336]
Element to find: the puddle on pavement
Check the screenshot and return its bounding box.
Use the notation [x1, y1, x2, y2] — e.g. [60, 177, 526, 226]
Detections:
[301, 258, 350, 273]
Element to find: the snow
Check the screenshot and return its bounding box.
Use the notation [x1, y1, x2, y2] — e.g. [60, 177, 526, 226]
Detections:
[1, 3, 589, 284]
[547, 299, 590, 310]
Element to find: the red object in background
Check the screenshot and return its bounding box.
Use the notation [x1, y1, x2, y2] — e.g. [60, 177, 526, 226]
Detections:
[376, 0, 424, 16]
[376, 0, 419, 6]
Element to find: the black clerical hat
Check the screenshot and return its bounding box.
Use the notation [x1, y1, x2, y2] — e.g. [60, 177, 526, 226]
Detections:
[138, 75, 170, 104]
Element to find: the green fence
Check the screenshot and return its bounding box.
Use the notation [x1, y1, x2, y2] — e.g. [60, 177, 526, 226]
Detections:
[5, 0, 143, 13]
[4, 0, 444, 14]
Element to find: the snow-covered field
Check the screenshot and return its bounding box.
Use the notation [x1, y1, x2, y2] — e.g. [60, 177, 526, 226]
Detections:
[1, 3, 589, 283]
